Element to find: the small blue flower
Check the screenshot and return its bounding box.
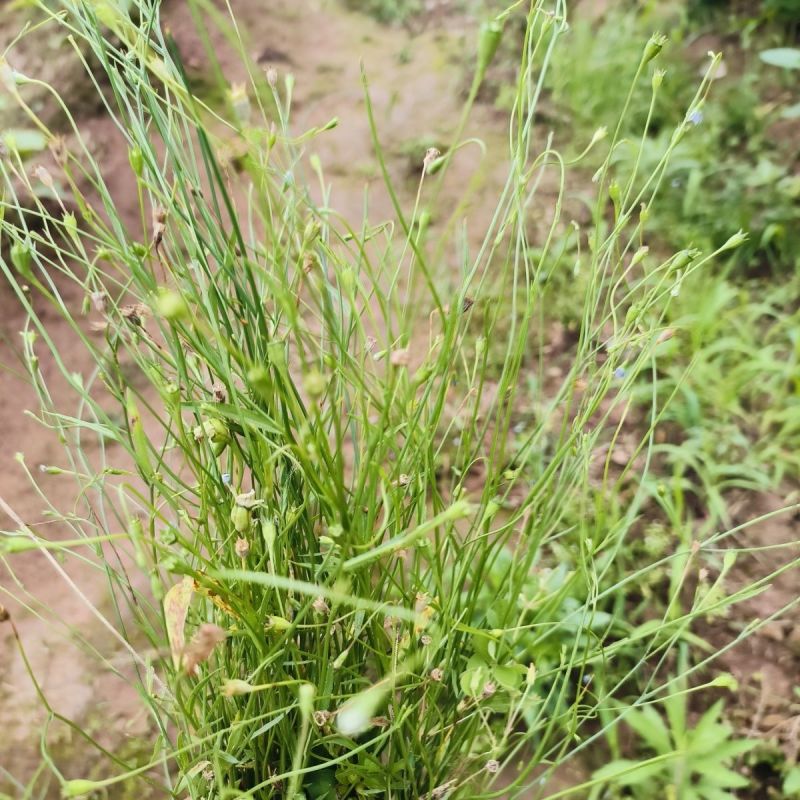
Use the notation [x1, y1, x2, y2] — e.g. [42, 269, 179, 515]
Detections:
[688, 109, 704, 126]
[222, 472, 232, 485]
[614, 366, 627, 380]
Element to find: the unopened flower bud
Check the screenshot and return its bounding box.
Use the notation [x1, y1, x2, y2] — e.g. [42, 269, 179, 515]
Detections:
[643, 33, 667, 64]
[156, 289, 188, 321]
[304, 370, 326, 399]
[720, 229, 748, 252]
[266, 615, 292, 632]
[222, 678, 254, 696]
[229, 82, 251, 125]
[128, 146, 144, 176]
[423, 147, 441, 174]
[63, 212, 78, 242]
[477, 18, 504, 79]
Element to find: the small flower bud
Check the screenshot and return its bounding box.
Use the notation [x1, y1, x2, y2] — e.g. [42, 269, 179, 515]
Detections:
[720, 229, 748, 252]
[10, 239, 33, 279]
[423, 147, 441, 174]
[336, 684, 387, 736]
[588, 126, 607, 148]
[63, 212, 78, 242]
[183, 623, 226, 675]
[657, 328, 675, 344]
[229, 82, 251, 125]
[486, 759, 500, 774]
[152, 206, 167, 244]
[262, 518, 277, 549]
[156, 289, 188, 321]
[88, 291, 107, 314]
[222, 678, 254, 696]
[630, 246, 649, 268]
[128, 146, 144, 176]
[50, 136, 68, 166]
[643, 33, 667, 64]
[265, 615, 292, 632]
[303, 370, 326, 399]
[299, 683, 316, 716]
[477, 18, 504, 79]
[62, 779, 104, 797]
[430, 667, 444, 681]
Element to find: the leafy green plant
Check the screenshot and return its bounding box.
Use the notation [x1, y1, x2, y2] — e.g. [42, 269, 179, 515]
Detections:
[592, 671, 757, 800]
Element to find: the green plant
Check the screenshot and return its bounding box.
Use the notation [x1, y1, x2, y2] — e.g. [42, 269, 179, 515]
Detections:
[1, 0, 797, 799]
[591, 674, 757, 800]
[548, 7, 800, 272]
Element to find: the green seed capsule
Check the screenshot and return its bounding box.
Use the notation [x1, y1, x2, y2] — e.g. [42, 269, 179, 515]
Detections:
[156, 289, 188, 321]
[150, 572, 164, 601]
[266, 615, 292, 632]
[231, 504, 252, 534]
[643, 33, 667, 64]
[262, 519, 276, 549]
[130, 516, 148, 570]
[126, 389, 153, 477]
[247, 365, 271, 399]
[128, 146, 144, 177]
[477, 19, 503, 80]
[10, 240, 32, 279]
[62, 778, 103, 797]
[304, 370, 326, 399]
[194, 417, 230, 456]
[63, 212, 78, 243]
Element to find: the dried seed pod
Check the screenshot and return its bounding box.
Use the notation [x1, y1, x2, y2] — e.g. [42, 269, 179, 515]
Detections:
[183, 623, 226, 675]
[235, 537, 250, 559]
[312, 596, 330, 615]
[390, 348, 410, 367]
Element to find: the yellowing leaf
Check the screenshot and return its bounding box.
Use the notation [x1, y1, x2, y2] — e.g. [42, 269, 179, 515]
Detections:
[163, 577, 194, 668]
